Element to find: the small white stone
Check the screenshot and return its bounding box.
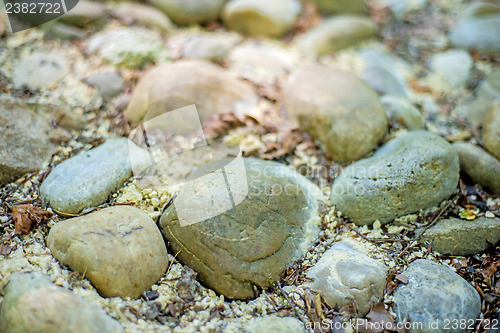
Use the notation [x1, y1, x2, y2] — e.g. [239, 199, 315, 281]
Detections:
[485, 211, 495, 218]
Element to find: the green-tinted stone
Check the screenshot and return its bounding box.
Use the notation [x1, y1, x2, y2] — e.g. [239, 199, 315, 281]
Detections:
[159, 158, 324, 299]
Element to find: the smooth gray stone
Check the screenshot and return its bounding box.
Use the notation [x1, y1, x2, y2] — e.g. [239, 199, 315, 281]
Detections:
[40, 138, 133, 214]
[449, 10, 500, 54]
[331, 131, 459, 225]
[453, 142, 500, 194]
[430, 49, 473, 88]
[463, 69, 500, 128]
[420, 217, 500, 255]
[0, 272, 123, 333]
[0, 101, 55, 184]
[306, 241, 387, 316]
[380, 95, 425, 130]
[394, 259, 481, 333]
[58, 0, 107, 27]
[294, 15, 375, 57]
[85, 72, 124, 98]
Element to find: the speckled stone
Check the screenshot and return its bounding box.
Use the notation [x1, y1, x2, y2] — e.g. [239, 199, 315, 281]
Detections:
[306, 241, 387, 316]
[394, 259, 481, 333]
[47, 206, 168, 298]
[380, 95, 425, 130]
[420, 217, 500, 255]
[331, 131, 459, 225]
[160, 158, 324, 299]
[283, 65, 387, 162]
[40, 138, 133, 214]
[13, 51, 67, 90]
[0, 272, 124, 333]
[87, 27, 166, 68]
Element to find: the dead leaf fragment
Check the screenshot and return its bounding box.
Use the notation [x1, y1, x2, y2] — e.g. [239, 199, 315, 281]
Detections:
[395, 274, 409, 284]
[11, 204, 53, 235]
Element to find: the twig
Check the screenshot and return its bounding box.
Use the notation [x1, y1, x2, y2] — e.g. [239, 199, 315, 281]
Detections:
[396, 195, 458, 258]
[277, 281, 313, 333]
[349, 225, 405, 243]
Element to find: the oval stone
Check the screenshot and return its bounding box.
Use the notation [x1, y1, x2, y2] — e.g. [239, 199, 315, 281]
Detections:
[47, 206, 168, 298]
[0, 272, 123, 333]
[394, 259, 481, 333]
[283, 65, 387, 162]
[482, 100, 500, 160]
[159, 158, 324, 299]
[125, 60, 258, 124]
[331, 131, 459, 225]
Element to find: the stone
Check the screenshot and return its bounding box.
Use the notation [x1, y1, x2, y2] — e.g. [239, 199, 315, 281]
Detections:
[420, 217, 500, 255]
[223, 0, 301, 37]
[228, 43, 295, 85]
[47, 206, 168, 298]
[181, 32, 241, 62]
[380, 95, 425, 130]
[40, 138, 133, 214]
[0, 101, 55, 184]
[382, 0, 428, 19]
[125, 60, 258, 124]
[148, 0, 226, 24]
[283, 65, 387, 162]
[331, 131, 459, 225]
[394, 259, 481, 333]
[246, 315, 306, 333]
[307, 0, 366, 15]
[159, 158, 324, 299]
[111, 3, 174, 32]
[0, 272, 123, 333]
[13, 51, 67, 90]
[482, 100, 500, 160]
[294, 16, 375, 57]
[85, 72, 124, 98]
[306, 241, 387, 316]
[453, 142, 500, 193]
[359, 49, 409, 98]
[87, 27, 166, 69]
[449, 4, 500, 55]
[430, 49, 473, 88]
[48, 23, 87, 40]
[58, 1, 106, 27]
[464, 69, 500, 128]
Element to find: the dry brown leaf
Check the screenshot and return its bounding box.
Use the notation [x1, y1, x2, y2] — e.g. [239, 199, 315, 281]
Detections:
[11, 204, 53, 235]
[202, 113, 246, 139]
[358, 302, 399, 333]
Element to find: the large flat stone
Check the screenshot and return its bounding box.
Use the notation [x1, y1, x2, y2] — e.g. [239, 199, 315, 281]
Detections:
[420, 217, 500, 255]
